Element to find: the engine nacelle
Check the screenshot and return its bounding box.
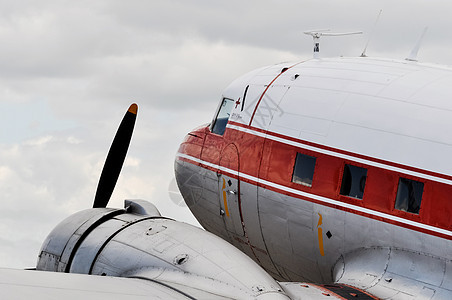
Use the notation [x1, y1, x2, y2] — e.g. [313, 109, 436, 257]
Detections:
[37, 200, 291, 299]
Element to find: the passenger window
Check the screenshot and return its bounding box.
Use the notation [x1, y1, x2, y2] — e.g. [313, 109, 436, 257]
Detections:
[340, 164, 367, 199]
[292, 153, 316, 187]
[394, 178, 423, 214]
[211, 98, 234, 135]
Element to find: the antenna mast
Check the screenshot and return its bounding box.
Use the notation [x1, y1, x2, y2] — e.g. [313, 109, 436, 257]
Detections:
[406, 27, 428, 62]
[304, 30, 363, 59]
[361, 9, 382, 57]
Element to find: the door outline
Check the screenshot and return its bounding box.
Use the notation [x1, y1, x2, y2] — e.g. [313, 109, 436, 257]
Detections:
[218, 143, 244, 236]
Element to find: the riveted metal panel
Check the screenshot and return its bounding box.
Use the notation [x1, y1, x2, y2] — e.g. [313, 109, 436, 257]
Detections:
[37, 208, 122, 272]
[69, 218, 128, 274]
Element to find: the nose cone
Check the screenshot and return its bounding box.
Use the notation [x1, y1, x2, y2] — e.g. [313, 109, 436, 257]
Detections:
[174, 124, 208, 208]
[174, 124, 232, 242]
[177, 124, 208, 161]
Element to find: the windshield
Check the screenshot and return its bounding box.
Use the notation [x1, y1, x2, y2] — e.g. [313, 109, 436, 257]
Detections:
[211, 98, 234, 135]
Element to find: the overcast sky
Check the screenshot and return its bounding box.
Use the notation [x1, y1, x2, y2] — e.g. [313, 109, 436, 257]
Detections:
[1, 0, 451, 268]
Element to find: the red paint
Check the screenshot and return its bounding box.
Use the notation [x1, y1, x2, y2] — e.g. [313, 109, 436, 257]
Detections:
[235, 98, 241, 109]
[178, 125, 207, 160]
[229, 120, 452, 181]
[178, 123, 452, 240]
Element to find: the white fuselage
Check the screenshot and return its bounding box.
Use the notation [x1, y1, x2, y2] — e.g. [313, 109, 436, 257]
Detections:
[175, 57, 452, 297]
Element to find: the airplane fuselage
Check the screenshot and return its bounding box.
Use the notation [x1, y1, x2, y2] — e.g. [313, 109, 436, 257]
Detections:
[175, 57, 452, 296]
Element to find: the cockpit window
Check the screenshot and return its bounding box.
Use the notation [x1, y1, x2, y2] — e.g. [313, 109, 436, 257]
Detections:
[211, 98, 234, 135]
[394, 177, 423, 214]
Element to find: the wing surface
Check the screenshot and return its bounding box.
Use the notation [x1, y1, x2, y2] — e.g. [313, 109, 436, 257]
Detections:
[0, 268, 230, 300]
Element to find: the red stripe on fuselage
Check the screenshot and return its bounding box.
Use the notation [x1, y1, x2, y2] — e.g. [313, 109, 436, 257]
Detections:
[178, 152, 452, 241]
[177, 124, 452, 240]
[229, 120, 452, 182]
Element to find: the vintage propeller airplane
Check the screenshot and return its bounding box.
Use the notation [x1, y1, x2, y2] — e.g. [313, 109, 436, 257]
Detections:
[2, 35, 452, 299]
[175, 38, 452, 298]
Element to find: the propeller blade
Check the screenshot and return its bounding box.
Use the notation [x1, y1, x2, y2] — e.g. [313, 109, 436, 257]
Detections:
[93, 103, 138, 208]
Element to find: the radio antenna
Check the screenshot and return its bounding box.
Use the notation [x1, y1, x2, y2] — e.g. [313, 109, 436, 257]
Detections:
[304, 30, 363, 59]
[361, 9, 382, 57]
[406, 27, 428, 62]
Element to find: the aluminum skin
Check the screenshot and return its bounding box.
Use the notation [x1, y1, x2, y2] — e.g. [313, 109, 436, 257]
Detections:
[175, 57, 452, 299]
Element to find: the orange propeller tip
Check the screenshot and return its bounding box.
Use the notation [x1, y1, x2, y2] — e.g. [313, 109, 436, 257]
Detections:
[128, 103, 138, 115]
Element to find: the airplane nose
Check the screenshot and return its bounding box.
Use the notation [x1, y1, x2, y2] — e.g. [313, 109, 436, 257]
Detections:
[174, 124, 208, 208]
[177, 124, 207, 161]
[174, 123, 234, 241]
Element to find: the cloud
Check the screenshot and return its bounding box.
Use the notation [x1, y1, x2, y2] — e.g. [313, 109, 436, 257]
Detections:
[1, 0, 452, 269]
[0, 103, 206, 267]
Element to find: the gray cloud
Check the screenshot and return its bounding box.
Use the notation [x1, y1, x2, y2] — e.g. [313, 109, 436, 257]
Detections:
[1, 0, 452, 268]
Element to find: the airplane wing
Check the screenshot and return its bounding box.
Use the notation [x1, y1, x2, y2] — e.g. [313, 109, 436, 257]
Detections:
[0, 267, 229, 299]
[1, 267, 378, 299]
